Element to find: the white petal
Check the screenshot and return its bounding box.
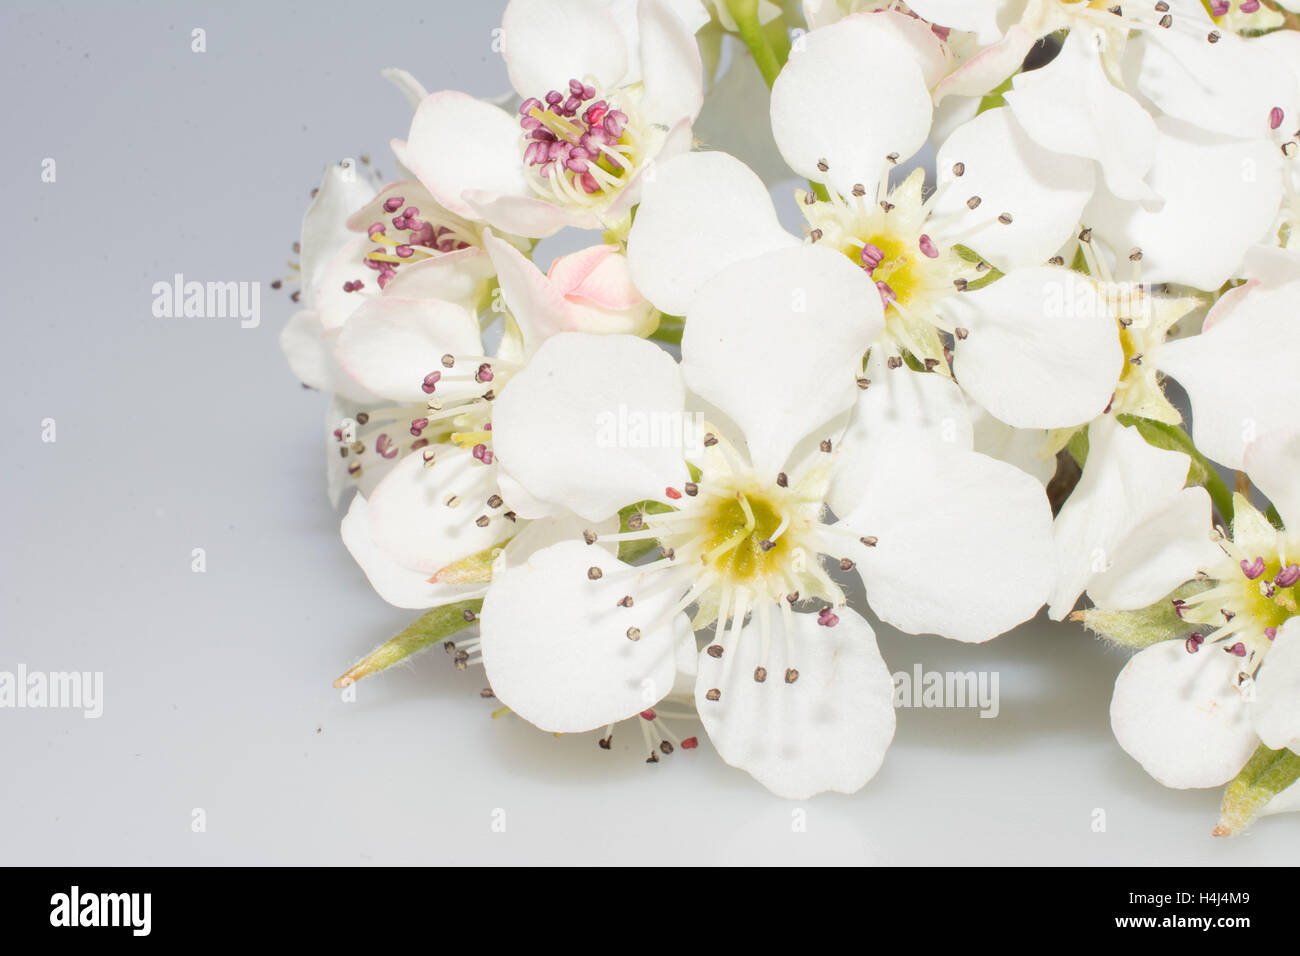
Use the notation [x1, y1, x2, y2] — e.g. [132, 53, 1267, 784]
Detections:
[681, 245, 882, 477]
[636, 0, 703, 126]
[627, 150, 799, 316]
[299, 163, 379, 304]
[828, 365, 973, 516]
[1110, 640, 1257, 789]
[395, 91, 529, 220]
[904, 0, 1008, 44]
[1085, 118, 1284, 291]
[340, 493, 474, 609]
[491, 333, 689, 521]
[501, 0, 629, 97]
[933, 108, 1095, 273]
[836, 437, 1055, 643]
[969, 409, 1057, 486]
[1006, 28, 1158, 202]
[1253, 618, 1300, 753]
[483, 230, 574, 356]
[770, 13, 932, 194]
[945, 267, 1123, 430]
[280, 310, 378, 404]
[367, 448, 515, 574]
[695, 606, 896, 799]
[333, 296, 485, 403]
[480, 539, 685, 732]
[379, 247, 497, 316]
[1048, 418, 1195, 619]
[1157, 279, 1300, 469]
[462, 190, 600, 238]
[1085, 487, 1217, 611]
[934, 25, 1038, 103]
[1132, 26, 1299, 142]
[1244, 426, 1300, 532]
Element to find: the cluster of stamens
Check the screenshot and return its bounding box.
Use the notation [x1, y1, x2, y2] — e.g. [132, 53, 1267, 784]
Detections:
[581, 433, 874, 700]
[1175, 523, 1299, 696]
[518, 78, 639, 205]
[361, 195, 475, 290]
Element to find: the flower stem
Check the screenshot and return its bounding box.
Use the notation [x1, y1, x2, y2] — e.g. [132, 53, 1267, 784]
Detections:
[726, 0, 785, 89]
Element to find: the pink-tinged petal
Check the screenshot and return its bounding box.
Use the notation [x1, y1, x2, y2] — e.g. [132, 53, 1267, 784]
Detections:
[312, 234, 379, 332]
[340, 493, 476, 609]
[491, 333, 690, 522]
[334, 297, 485, 404]
[480, 540, 687, 733]
[395, 91, 529, 220]
[934, 24, 1037, 102]
[379, 247, 497, 316]
[550, 244, 643, 310]
[366, 447, 514, 575]
[462, 189, 600, 238]
[770, 13, 932, 193]
[637, 0, 704, 126]
[1111, 640, 1256, 789]
[501, 0, 629, 98]
[1243, 426, 1300, 532]
[695, 606, 896, 799]
[627, 150, 799, 316]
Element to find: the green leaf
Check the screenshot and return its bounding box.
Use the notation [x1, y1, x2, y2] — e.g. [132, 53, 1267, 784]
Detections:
[1216, 744, 1300, 837]
[334, 599, 483, 687]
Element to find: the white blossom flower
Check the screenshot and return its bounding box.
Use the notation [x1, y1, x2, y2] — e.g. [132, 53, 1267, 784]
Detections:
[334, 232, 658, 607]
[1107, 427, 1300, 789]
[627, 140, 1119, 431]
[477, 243, 1056, 797]
[391, 0, 704, 239]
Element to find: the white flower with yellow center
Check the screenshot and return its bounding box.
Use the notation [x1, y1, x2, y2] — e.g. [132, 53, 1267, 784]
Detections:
[627, 135, 1120, 432]
[1105, 427, 1300, 792]
[476, 244, 1056, 797]
[390, 0, 703, 239]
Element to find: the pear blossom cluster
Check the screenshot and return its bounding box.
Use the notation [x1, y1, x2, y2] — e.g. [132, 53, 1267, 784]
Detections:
[279, 0, 1300, 833]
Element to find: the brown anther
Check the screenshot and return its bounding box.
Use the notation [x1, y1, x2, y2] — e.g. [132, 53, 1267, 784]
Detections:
[820, 438, 833, 453]
[475, 514, 490, 528]
[952, 162, 966, 177]
[587, 566, 603, 580]
[754, 667, 768, 683]
[684, 482, 699, 496]
[784, 668, 800, 684]
[777, 472, 789, 487]
[887, 355, 904, 368]
[967, 196, 982, 210]
[955, 327, 969, 340]
[617, 595, 634, 608]
[705, 688, 721, 702]
[462, 609, 477, 622]
[924, 358, 941, 371]
[809, 228, 823, 242]
[997, 212, 1013, 225]
[626, 626, 641, 641]
[816, 158, 829, 172]
[786, 592, 800, 604]
[627, 513, 644, 530]
[852, 183, 866, 197]
[355, 412, 370, 425]
[583, 529, 597, 544]
[860, 535, 878, 547]
[759, 539, 775, 552]
[840, 557, 856, 571]
[703, 432, 718, 447]
[856, 376, 871, 389]
[707, 644, 724, 659]
[441, 353, 455, 367]
[953, 278, 969, 291]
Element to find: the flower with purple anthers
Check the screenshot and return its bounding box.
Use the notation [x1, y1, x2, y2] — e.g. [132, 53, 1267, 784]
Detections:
[390, 0, 704, 239]
[1074, 426, 1300, 806]
[472, 242, 1056, 798]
